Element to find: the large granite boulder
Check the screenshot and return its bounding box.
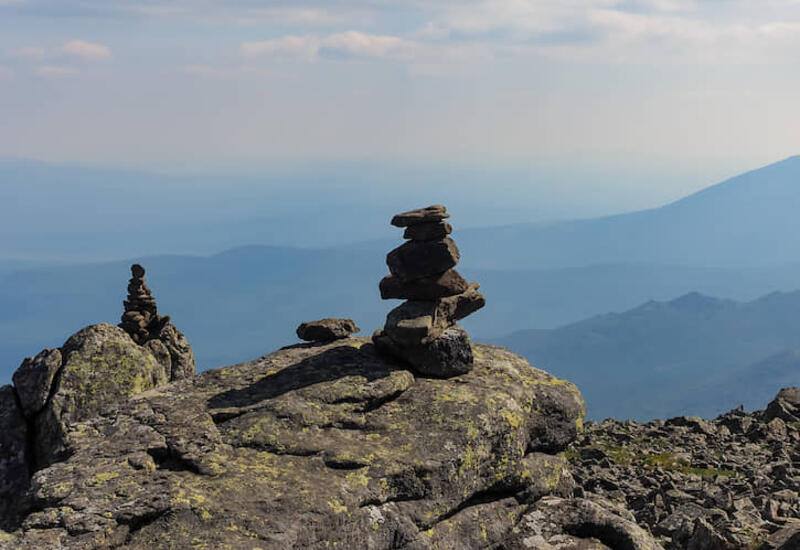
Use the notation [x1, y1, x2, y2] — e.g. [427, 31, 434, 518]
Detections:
[0, 320, 198, 534]
[34, 324, 170, 468]
[0, 339, 656, 550]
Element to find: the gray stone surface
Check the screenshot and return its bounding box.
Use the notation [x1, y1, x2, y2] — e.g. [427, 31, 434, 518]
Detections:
[0, 385, 29, 530]
[386, 238, 460, 281]
[296, 318, 360, 342]
[0, 339, 605, 550]
[390, 204, 449, 227]
[12, 348, 62, 417]
[379, 269, 468, 301]
[402, 220, 452, 241]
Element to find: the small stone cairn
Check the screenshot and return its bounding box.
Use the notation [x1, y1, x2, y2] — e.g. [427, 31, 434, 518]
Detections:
[119, 264, 171, 344]
[373, 205, 485, 377]
[118, 264, 196, 380]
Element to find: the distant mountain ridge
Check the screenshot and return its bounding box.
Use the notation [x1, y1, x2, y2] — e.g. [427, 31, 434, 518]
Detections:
[457, 155, 800, 269]
[493, 290, 800, 421]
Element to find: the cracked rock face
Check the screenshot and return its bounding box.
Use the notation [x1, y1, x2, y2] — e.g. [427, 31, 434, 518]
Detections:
[0, 339, 649, 550]
[0, 322, 197, 538]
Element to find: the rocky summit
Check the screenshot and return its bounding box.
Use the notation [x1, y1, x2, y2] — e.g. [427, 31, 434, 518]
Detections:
[0, 336, 678, 550]
[374, 205, 486, 378]
[0, 265, 196, 533]
[567, 388, 800, 549]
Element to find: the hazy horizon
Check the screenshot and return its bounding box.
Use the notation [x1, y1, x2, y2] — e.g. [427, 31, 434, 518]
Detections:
[3, 1, 800, 217]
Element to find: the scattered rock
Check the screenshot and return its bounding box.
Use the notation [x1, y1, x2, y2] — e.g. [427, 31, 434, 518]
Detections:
[567, 388, 800, 549]
[296, 318, 360, 342]
[765, 387, 800, 423]
[374, 205, 485, 378]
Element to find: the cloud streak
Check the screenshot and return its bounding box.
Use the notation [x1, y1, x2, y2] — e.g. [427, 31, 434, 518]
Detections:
[242, 31, 419, 61]
[35, 65, 77, 77]
[61, 40, 111, 59]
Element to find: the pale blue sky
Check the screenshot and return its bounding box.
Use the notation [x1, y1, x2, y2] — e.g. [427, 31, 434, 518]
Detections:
[1, 0, 799, 203]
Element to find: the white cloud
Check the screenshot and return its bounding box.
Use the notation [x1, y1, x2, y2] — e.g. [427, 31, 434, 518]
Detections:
[242, 35, 320, 60]
[10, 46, 45, 59]
[0, 65, 13, 79]
[242, 31, 420, 62]
[61, 40, 112, 59]
[319, 31, 418, 60]
[35, 65, 77, 77]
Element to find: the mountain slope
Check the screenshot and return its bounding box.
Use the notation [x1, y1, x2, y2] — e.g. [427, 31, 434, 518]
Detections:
[9, 249, 800, 386]
[458, 155, 800, 269]
[493, 291, 800, 421]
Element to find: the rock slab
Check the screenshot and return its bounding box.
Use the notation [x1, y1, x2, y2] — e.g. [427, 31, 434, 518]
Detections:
[0, 340, 633, 550]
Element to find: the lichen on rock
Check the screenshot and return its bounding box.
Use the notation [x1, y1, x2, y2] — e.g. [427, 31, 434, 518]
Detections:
[0, 337, 639, 549]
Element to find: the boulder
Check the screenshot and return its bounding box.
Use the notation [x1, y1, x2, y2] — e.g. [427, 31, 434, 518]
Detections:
[376, 325, 474, 378]
[379, 269, 468, 300]
[765, 387, 800, 423]
[296, 318, 360, 342]
[34, 324, 170, 467]
[156, 323, 196, 380]
[386, 238, 460, 281]
[12, 348, 62, 417]
[390, 204, 449, 227]
[0, 339, 599, 549]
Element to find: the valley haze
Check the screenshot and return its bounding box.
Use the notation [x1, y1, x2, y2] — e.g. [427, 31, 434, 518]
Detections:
[3, 156, 800, 421]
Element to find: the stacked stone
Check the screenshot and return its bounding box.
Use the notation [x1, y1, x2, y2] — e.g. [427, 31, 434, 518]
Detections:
[119, 264, 171, 344]
[373, 205, 485, 377]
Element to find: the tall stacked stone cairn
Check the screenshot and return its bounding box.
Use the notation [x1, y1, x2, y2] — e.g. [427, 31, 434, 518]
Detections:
[119, 264, 171, 344]
[118, 264, 196, 381]
[373, 205, 485, 377]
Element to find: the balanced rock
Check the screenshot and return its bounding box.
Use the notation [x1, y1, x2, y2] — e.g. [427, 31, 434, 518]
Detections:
[374, 205, 485, 377]
[374, 325, 474, 378]
[403, 220, 452, 241]
[297, 318, 360, 342]
[390, 204, 449, 227]
[379, 269, 468, 300]
[386, 237, 460, 281]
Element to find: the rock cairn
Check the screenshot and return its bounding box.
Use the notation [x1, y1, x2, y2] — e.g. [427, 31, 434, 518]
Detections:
[297, 318, 360, 342]
[118, 264, 196, 380]
[119, 264, 171, 344]
[373, 205, 485, 377]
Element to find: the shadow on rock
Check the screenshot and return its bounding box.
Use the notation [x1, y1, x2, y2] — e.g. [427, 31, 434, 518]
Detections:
[206, 343, 408, 410]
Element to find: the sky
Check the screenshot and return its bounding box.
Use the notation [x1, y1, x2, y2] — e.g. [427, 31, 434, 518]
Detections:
[1, 0, 800, 204]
